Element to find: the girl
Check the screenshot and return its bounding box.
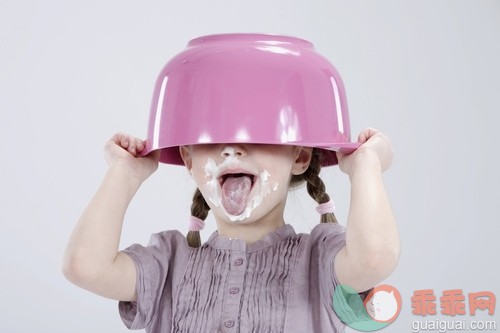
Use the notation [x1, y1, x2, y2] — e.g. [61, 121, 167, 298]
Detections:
[63, 34, 399, 332]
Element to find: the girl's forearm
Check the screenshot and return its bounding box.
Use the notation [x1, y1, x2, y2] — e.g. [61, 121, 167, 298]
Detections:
[63, 164, 142, 284]
[344, 152, 400, 283]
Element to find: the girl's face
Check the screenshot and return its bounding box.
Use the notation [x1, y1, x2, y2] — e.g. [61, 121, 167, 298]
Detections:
[180, 144, 312, 225]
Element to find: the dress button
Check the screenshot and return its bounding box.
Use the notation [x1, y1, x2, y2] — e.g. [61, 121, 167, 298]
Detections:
[234, 258, 244, 266]
[224, 320, 235, 328]
[229, 287, 240, 295]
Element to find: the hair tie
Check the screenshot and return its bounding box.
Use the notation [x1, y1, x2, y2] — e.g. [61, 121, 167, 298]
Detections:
[316, 199, 335, 215]
[189, 216, 205, 231]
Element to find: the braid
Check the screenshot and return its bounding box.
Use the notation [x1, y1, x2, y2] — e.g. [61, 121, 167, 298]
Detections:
[187, 188, 210, 248]
[294, 149, 338, 224]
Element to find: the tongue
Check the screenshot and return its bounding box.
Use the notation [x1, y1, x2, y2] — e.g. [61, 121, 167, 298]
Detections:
[221, 175, 252, 216]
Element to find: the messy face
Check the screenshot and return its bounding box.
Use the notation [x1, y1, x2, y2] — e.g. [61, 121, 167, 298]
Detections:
[180, 144, 310, 224]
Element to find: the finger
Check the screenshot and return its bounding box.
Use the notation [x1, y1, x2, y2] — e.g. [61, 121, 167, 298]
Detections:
[135, 139, 146, 153]
[131, 137, 149, 156]
[117, 133, 130, 150]
[357, 127, 379, 144]
[130, 139, 139, 156]
[106, 133, 126, 151]
[357, 129, 369, 144]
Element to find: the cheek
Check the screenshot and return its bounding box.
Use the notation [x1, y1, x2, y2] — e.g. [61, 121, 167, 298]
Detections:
[190, 156, 211, 181]
[253, 167, 291, 206]
[191, 166, 213, 191]
[267, 163, 294, 186]
[190, 158, 222, 207]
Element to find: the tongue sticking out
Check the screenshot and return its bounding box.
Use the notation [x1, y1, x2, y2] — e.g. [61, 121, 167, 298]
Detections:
[221, 175, 253, 216]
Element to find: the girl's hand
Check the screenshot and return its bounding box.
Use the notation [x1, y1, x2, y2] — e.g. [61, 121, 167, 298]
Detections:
[337, 128, 393, 176]
[104, 132, 160, 183]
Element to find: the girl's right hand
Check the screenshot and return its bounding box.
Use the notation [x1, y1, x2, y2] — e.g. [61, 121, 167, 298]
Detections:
[337, 128, 393, 176]
[104, 132, 160, 183]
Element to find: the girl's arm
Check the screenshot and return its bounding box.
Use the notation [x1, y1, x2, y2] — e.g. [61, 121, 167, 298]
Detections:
[62, 133, 159, 301]
[334, 128, 400, 293]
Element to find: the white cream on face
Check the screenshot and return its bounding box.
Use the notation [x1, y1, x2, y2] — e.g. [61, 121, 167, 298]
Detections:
[202, 155, 279, 222]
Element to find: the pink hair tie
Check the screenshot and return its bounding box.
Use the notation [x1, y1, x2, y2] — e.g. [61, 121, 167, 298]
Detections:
[316, 199, 335, 215]
[189, 216, 205, 231]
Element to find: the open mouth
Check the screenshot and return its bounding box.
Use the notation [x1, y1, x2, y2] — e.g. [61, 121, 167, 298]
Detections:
[219, 173, 256, 188]
[217, 172, 257, 216]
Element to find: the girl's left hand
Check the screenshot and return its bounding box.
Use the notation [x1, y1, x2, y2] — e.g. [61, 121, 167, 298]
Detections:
[336, 128, 393, 175]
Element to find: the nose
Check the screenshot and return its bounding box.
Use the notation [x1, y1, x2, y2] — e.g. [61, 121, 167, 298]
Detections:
[221, 144, 246, 158]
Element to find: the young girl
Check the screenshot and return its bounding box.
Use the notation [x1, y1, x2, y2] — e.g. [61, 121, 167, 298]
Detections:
[63, 34, 399, 332]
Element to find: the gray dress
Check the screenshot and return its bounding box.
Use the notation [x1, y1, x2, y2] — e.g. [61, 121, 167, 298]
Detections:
[119, 223, 347, 332]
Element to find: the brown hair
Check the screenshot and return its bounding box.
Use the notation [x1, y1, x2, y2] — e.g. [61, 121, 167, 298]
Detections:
[187, 148, 336, 248]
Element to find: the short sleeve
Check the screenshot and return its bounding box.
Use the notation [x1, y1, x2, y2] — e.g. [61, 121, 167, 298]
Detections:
[309, 222, 346, 287]
[310, 223, 375, 330]
[308, 223, 347, 328]
[118, 230, 188, 330]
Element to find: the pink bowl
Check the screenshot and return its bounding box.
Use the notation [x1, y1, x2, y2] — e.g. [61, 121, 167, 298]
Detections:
[142, 33, 359, 166]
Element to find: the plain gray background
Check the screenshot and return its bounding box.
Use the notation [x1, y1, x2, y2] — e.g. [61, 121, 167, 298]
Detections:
[1, 1, 499, 332]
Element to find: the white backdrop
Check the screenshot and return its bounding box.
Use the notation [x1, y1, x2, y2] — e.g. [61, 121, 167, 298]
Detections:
[1, 1, 499, 332]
